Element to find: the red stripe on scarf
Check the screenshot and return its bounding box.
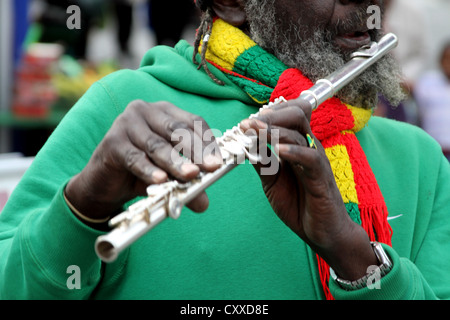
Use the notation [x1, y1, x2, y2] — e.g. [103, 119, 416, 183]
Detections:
[311, 101, 354, 142]
[340, 133, 393, 245]
[270, 68, 313, 102]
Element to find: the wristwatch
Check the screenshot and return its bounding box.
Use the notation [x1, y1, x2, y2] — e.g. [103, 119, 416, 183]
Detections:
[330, 241, 393, 291]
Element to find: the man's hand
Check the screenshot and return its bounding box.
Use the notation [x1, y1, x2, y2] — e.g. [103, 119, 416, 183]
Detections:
[240, 98, 378, 281]
[65, 100, 223, 223]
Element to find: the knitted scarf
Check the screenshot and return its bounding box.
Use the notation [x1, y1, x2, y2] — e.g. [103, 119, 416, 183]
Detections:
[200, 19, 393, 300]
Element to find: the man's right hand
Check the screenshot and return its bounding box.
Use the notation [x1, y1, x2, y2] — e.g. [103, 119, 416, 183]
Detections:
[64, 100, 223, 223]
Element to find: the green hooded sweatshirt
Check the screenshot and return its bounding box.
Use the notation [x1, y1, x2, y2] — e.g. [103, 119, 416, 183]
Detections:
[1, 40, 450, 300]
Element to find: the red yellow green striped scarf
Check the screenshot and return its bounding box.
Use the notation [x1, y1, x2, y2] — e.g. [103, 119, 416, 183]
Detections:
[201, 19, 392, 300]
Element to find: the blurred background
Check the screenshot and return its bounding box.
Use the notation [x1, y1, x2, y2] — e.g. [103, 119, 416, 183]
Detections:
[0, 0, 200, 210]
[0, 0, 200, 157]
[0, 0, 449, 210]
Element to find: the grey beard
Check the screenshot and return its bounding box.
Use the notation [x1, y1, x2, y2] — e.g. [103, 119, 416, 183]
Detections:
[243, 0, 406, 109]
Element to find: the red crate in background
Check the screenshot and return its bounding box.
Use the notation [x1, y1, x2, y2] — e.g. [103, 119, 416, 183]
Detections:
[12, 43, 63, 118]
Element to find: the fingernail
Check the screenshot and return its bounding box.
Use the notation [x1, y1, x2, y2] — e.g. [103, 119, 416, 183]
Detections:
[276, 144, 289, 154]
[152, 170, 167, 183]
[203, 154, 223, 167]
[259, 108, 274, 115]
[181, 163, 199, 175]
[240, 119, 267, 130]
[254, 119, 268, 129]
[274, 143, 280, 155]
[240, 119, 251, 130]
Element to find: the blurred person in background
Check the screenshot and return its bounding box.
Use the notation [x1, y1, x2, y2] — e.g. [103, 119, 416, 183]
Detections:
[414, 42, 450, 162]
[30, 0, 105, 59]
[376, 0, 428, 124]
[112, 0, 134, 59]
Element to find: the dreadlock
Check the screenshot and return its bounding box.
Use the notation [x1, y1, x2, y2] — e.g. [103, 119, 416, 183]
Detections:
[192, 7, 225, 86]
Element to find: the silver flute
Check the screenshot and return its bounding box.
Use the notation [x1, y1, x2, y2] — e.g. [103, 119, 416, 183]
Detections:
[95, 33, 398, 263]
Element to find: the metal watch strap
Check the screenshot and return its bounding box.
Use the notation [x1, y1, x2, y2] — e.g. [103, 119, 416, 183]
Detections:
[330, 241, 393, 291]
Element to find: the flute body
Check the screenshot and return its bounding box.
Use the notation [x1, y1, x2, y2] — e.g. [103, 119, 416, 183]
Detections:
[95, 33, 398, 262]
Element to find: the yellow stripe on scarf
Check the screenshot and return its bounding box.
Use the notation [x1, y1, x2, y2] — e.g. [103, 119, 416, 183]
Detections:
[203, 19, 256, 71]
[347, 104, 372, 132]
[325, 144, 359, 204]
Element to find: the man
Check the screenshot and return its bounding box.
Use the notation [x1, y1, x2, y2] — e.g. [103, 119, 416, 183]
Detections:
[1, 0, 449, 300]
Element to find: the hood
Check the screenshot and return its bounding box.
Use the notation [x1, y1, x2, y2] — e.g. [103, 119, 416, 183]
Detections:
[138, 40, 256, 105]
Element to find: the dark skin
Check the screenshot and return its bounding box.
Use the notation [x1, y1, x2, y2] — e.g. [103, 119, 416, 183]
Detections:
[66, 0, 381, 281]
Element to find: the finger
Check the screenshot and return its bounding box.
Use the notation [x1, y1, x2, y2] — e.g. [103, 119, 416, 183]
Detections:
[128, 104, 213, 213]
[258, 101, 289, 115]
[124, 116, 201, 182]
[257, 124, 309, 148]
[276, 143, 322, 177]
[251, 147, 281, 185]
[256, 106, 312, 133]
[111, 139, 168, 185]
[240, 111, 311, 150]
[185, 191, 210, 213]
[241, 107, 310, 141]
[286, 97, 313, 121]
[155, 102, 223, 169]
[172, 111, 223, 171]
[259, 97, 312, 121]
[241, 126, 282, 182]
[140, 101, 223, 172]
[168, 120, 219, 172]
